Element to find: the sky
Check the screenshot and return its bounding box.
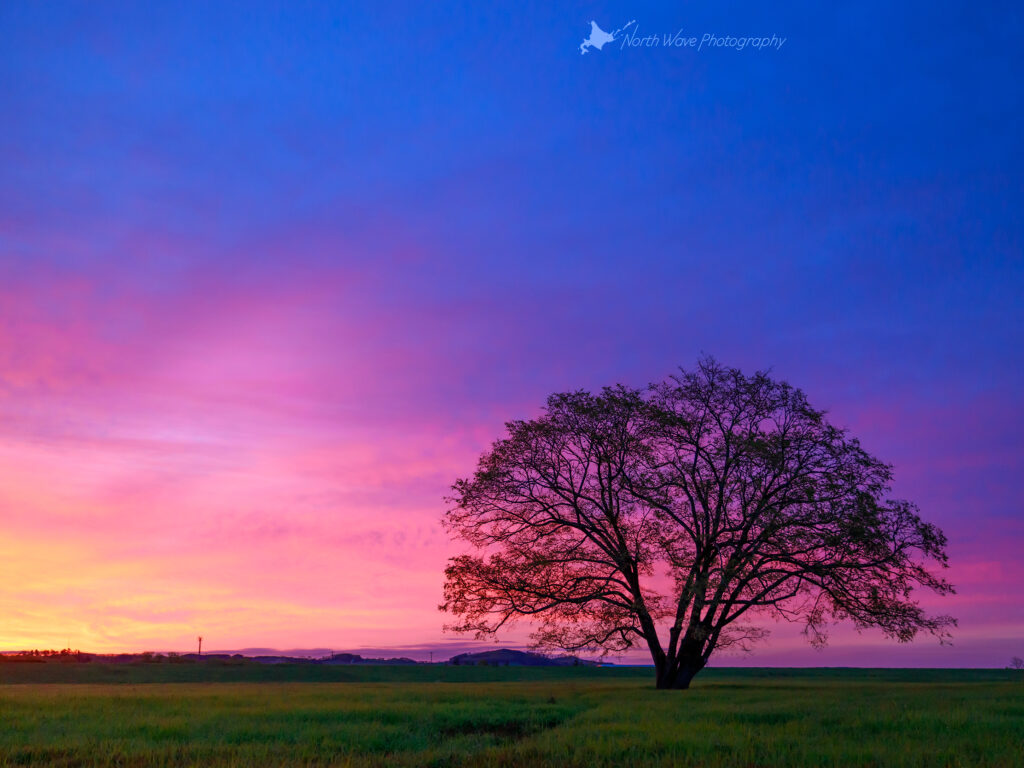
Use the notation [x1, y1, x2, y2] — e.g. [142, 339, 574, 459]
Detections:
[0, 2, 1021, 666]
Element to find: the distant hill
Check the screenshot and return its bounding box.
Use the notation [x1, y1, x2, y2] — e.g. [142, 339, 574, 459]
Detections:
[447, 649, 601, 667]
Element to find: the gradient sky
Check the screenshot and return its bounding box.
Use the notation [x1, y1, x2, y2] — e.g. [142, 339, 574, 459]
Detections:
[0, 2, 1021, 665]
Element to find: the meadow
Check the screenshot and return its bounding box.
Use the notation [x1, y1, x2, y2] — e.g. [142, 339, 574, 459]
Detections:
[0, 664, 1020, 767]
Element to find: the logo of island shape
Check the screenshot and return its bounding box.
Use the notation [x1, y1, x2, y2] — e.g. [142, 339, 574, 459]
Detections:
[580, 20, 636, 54]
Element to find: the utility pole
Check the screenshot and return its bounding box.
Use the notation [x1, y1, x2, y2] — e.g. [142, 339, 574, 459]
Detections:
[197, 636, 203, 656]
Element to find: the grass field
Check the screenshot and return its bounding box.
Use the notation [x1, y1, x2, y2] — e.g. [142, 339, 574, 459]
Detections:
[0, 664, 1020, 767]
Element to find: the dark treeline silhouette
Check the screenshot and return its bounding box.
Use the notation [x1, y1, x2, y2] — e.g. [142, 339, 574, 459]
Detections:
[0, 649, 90, 662]
[0, 648, 594, 667]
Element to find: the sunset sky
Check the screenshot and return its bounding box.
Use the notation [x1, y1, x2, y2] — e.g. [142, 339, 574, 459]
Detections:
[1, 3, 1021, 665]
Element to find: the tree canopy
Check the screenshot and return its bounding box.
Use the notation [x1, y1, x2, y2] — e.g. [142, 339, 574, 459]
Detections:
[441, 360, 955, 689]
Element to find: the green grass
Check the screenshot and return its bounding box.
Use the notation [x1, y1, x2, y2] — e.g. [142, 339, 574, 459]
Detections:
[0, 665, 1020, 767]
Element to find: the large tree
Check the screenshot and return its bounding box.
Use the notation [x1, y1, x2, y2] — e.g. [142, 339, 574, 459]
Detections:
[441, 360, 955, 689]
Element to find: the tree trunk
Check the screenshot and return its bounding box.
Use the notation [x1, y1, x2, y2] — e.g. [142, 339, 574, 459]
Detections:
[654, 660, 703, 690]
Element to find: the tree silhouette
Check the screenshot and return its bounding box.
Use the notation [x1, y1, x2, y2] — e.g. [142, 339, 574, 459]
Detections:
[441, 360, 955, 689]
